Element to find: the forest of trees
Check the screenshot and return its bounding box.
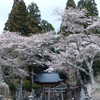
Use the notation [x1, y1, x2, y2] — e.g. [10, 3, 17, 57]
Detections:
[4, 0, 54, 36]
[0, 0, 100, 100]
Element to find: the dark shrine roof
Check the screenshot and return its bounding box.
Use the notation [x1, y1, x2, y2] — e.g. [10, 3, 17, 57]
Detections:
[35, 73, 63, 83]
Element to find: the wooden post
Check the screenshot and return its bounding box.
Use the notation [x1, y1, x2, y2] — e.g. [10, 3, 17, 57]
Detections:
[48, 88, 50, 100]
[70, 90, 72, 100]
[31, 68, 34, 85]
[75, 89, 76, 99]
[45, 87, 65, 100]
[61, 92, 64, 100]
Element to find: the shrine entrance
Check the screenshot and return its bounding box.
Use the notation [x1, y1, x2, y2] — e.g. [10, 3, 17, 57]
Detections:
[34, 73, 66, 100]
[44, 87, 66, 100]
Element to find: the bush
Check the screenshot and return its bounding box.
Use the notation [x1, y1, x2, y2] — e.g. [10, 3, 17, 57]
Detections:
[56, 82, 67, 89]
[32, 83, 41, 92]
[22, 80, 31, 91]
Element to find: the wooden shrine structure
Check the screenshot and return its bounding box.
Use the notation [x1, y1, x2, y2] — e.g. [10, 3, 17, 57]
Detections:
[35, 73, 64, 92]
[34, 73, 66, 100]
[44, 87, 66, 100]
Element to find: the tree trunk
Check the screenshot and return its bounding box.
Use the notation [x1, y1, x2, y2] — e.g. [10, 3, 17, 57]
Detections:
[0, 66, 5, 85]
[78, 70, 90, 99]
[90, 73, 96, 100]
[31, 68, 34, 85]
[15, 79, 23, 100]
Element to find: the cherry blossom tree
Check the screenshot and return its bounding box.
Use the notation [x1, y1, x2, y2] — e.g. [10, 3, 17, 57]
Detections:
[59, 8, 91, 35]
[0, 32, 28, 100]
[0, 30, 99, 100]
[43, 32, 100, 99]
[46, 8, 100, 99]
[0, 31, 57, 100]
[86, 18, 100, 34]
[0, 8, 99, 100]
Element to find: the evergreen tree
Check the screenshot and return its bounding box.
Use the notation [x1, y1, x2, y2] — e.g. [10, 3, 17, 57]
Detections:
[14, 0, 19, 4]
[77, 0, 85, 8]
[86, 0, 98, 16]
[66, 0, 76, 9]
[77, 0, 98, 16]
[4, 0, 28, 35]
[60, 0, 76, 35]
[26, 2, 41, 34]
[40, 20, 55, 33]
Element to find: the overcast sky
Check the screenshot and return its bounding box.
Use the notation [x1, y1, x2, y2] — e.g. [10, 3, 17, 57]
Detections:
[0, 0, 100, 33]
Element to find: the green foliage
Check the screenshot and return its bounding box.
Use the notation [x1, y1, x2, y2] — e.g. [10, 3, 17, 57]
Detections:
[34, 54, 51, 62]
[4, 0, 55, 35]
[26, 2, 41, 34]
[85, 0, 98, 16]
[56, 82, 67, 88]
[9, 84, 16, 92]
[34, 64, 48, 74]
[4, 1, 42, 36]
[22, 80, 31, 90]
[0, 88, 5, 95]
[50, 47, 60, 54]
[4, 0, 28, 35]
[76, 80, 81, 85]
[79, 59, 100, 82]
[93, 59, 100, 77]
[77, 0, 85, 8]
[59, 26, 73, 36]
[81, 59, 100, 78]
[66, 0, 76, 9]
[40, 20, 55, 33]
[14, 0, 19, 5]
[77, 0, 99, 16]
[32, 83, 41, 92]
